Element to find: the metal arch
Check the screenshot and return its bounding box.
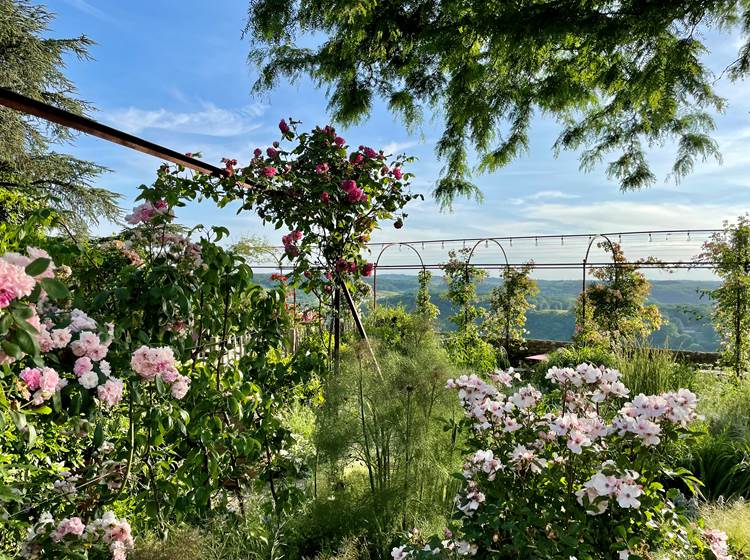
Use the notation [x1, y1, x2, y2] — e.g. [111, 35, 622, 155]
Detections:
[372, 242, 427, 308]
[466, 238, 512, 349]
[466, 238, 511, 273]
[580, 233, 620, 327]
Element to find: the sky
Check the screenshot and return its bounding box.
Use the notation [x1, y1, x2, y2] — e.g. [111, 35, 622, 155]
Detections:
[38, 0, 750, 278]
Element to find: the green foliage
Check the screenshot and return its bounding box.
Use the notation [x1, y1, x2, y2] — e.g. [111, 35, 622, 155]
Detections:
[243, 0, 744, 203]
[701, 500, 750, 555]
[616, 344, 696, 396]
[484, 262, 538, 352]
[443, 327, 497, 373]
[575, 242, 663, 347]
[308, 311, 462, 557]
[698, 215, 750, 375]
[0, 0, 119, 230]
[415, 270, 438, 323]
[442, 249, 486, 331]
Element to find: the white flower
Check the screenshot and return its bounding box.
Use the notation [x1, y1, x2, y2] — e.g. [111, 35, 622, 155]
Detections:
[615, 483, 642, 509]
[78, 370, 99, 390]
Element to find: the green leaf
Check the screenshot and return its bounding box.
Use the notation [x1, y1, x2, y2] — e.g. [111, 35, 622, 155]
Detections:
[14, 328, 38, 356]
[1, 341, 21, 359]
[93, 423, 104, 448]
[39, 278, 70, 301]
[25, 258, 51, 277]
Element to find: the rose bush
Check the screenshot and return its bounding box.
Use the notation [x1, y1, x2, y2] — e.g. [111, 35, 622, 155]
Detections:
[1, 189, 325, 557]
[393, 363, 731, 559]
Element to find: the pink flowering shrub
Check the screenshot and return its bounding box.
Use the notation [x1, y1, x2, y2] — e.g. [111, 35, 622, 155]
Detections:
[22, 511, 134, 560]
[137, 119, 419, 301]
[395, 364, 729, 559]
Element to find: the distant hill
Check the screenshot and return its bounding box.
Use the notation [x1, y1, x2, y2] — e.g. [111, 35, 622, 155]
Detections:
[254, 273, 722, 352]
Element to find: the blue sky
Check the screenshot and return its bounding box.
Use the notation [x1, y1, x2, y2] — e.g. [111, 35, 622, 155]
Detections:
[40, 0, 750, 277]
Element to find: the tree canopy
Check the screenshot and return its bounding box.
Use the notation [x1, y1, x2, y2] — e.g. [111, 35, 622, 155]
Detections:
[0, 0, 120, 229]
[244, 0, 750, 205]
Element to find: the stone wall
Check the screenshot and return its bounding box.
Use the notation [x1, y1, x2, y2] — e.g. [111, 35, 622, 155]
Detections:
[514, 339, 721, 366]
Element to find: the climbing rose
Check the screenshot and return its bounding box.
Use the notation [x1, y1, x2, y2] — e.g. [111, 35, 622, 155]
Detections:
[74, 357, 94, 376]
[262, 166, 277, 177]
[20, 367, 42, 391]
[334, 136, 345, 146]
[52, 517, 85, 542]
[97, 378, 125, 407]
[0, 258, 36, 307]
[266, 147, 278, 158]
[393, 167, 403, 180]
[253, 147, 262, 158]
[361, 263, 374, 276]
[170, 375, 190, 400]
[130, 345, 178, 382]
[315, 162, 329, 174]
[279, 119, 290, 134]
[321, 191, 330, 203]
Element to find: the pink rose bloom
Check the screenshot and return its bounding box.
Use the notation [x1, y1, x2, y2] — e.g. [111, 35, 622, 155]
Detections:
[0, 258, 36, 306]
[361, 263, 374, 276]
[38, 367, 60, 394]
[292, 230, 303, 241]
[97, 378, 125, 407]
[350, 153, 364, 164]
[170, 376, 190, 400]
[347, 187, 365, 204]
[363, 147, 378, 159]
[20, 367, 42, 391]
[279, 119, 290, 134]
[52, 517, 86, 542]
[315, 163, 329, 174]
[74, 357, 94, 376]
[262, 166, 277, 178]
[321, 191, 330, 203]
[393, 167, 403, 180]
[341, 179, 357, 192]
[131, 345, 178, 382]
[253, 148, 262, 158]
[51, 327, 73, 349]
[334, 136, 345, 146]
[266, 147, 278, 158]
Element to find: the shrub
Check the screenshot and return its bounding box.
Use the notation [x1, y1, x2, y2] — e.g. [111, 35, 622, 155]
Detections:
[394, 364, 727, 559]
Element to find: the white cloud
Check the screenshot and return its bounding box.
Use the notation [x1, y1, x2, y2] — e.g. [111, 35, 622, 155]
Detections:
[509, 190, 581, 205]
[106, 103, 267, 137]
[60, 0, 115, 22]
[521, 201, 736, 233]
[382, 140, 422, 155]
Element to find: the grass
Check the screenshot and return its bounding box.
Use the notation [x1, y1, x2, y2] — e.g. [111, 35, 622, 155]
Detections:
[616, 343, 696, 395]
[701, 500, 750, 556]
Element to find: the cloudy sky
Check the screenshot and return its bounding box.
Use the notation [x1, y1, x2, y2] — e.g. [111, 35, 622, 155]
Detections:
[39, 0, 750, 277]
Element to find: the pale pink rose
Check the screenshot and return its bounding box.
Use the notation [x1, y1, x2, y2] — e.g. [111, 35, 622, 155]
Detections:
[52, 517, 85, 542]
[74, 357, 94, 376]
[97, 378, 124, 407]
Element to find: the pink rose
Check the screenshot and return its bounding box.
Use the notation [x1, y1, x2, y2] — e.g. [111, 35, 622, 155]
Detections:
[361, 263, 374, 276]
[253, 148, 262, 158]
[279, 119, 290, 134]
[321, 191, 330, 203]
[74, 357, 94, 377]
[20, 367, 42, 391]
[350, 153, 364, 164]
[334, 136, 345, 146]
[262, 167, 277, 178]
[393, 167, 403, 180]
[267, 147, 278, 158]
[315, 163, 329, 174]
[341, 179, 357, 192]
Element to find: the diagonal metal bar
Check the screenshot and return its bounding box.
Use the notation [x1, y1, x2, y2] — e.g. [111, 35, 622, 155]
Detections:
[0, 86, 226, 177]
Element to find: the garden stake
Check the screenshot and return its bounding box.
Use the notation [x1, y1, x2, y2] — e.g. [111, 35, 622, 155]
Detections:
[340, 281, 383, 380]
